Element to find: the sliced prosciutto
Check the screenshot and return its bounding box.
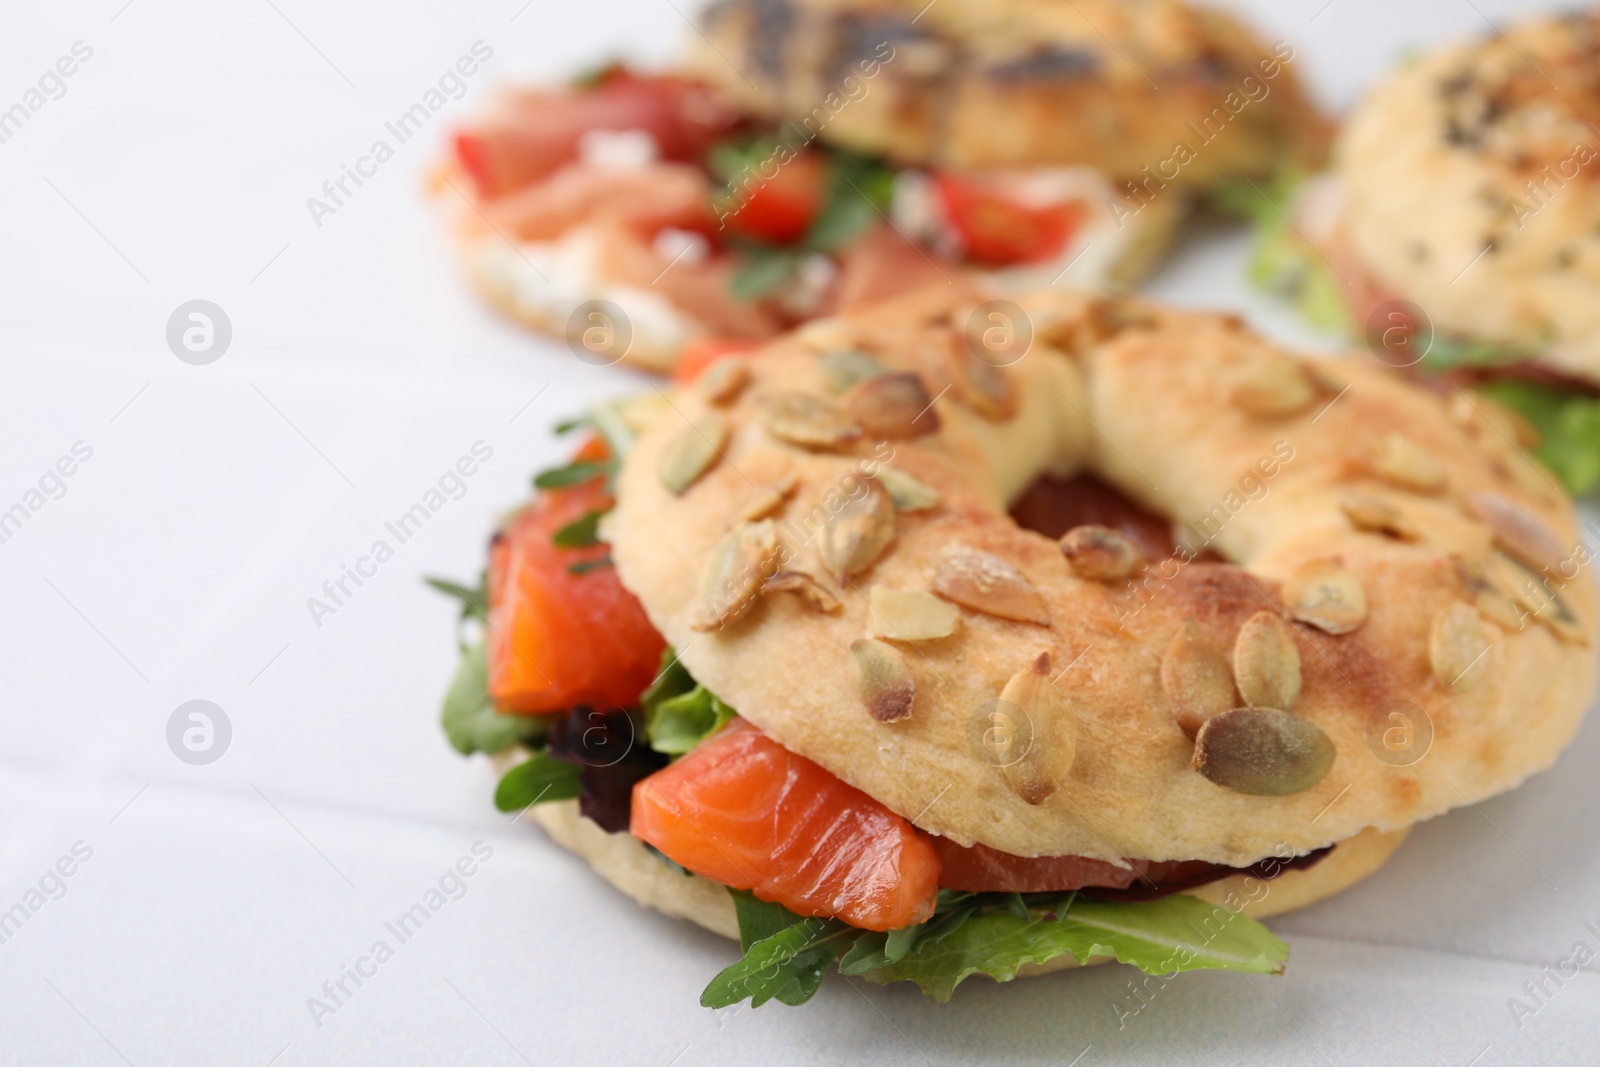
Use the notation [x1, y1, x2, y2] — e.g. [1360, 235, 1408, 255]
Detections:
[455, 70, 743, 199]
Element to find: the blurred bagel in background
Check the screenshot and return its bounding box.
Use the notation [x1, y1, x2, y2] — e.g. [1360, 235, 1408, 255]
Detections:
[689, 0, 1328, 182]
[438, 0, 1327, 373]
[1336, 10, 1600, 387]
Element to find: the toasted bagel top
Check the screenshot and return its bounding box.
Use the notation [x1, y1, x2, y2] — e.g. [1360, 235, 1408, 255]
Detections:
[1338, 11, 1600, 383]
[687, 0, 1328, 180]
[607, 288, 1595, 866]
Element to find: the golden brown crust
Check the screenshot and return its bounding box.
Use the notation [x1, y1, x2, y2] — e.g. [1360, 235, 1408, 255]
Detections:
[608, 287, 1596, 867]
[1338, 12, 1600, 383]
[522, 797, 1408, 959]
[688, 0, 1328, 179]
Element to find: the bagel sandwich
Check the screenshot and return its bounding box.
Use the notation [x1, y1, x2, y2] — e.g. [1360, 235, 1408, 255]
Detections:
[431, 288, 1595, 1006]
[1224, 10, 1600, 494]
[439, 0, 1323, 374]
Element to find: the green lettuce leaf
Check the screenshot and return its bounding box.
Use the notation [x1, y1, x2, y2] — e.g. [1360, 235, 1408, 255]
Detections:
[439, 640, 548, 756]
[493, 750, 581, 812]
[640, 648, 738, 755]
[703, 888, 1289, 1008]
[1212, 175, 1351, 336]
[1482, 381, 1600, 494]
[646, 688, 737, 756]
[860, 894, 1288, 1001]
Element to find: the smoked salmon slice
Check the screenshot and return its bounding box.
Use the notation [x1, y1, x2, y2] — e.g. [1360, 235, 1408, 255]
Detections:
[486, 439, 665, 714]
[929, 838, 1143, 894]
[631, 719, 939, 931]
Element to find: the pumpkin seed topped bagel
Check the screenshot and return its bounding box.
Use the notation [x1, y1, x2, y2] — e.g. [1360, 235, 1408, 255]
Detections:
[606, 287, 1597, 868]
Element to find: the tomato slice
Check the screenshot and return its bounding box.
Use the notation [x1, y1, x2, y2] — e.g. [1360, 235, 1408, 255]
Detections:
[933, 173, 1086, 267]
[455, 70, 742, 199]
[720, 150, 827, 245]
[632, 719, 940, 931]
[671, 337, 763, 385]
[486, 439, 665, 714]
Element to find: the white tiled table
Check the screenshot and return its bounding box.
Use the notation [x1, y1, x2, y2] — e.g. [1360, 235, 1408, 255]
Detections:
[3, 1, 1596, 1063]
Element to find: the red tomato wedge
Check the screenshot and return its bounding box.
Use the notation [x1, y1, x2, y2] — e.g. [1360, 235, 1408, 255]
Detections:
[671, 337, 762, 385]
[456, 71, 742, 199]
[933, 173, 1086, 267]
[632, 720, 940, 931]
[720, 150, 827, 245]
[486, 439, 665, 715]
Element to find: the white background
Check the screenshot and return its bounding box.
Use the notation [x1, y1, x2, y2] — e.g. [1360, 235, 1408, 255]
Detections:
[2, 1, 1597, 1064]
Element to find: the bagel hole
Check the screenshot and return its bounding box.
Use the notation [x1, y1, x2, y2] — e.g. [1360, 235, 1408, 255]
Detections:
[1011, 473, 1202, 564]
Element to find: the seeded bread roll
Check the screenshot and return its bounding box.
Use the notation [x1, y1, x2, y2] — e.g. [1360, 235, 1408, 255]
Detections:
[606, 287, 1595, 867]
[688, 0, 1328, 181]
[1338, 11, 1600, 385]
[521, 797, 1410, 952]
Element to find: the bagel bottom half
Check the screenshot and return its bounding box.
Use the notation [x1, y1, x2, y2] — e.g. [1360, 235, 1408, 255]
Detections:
[519, 796, 1409, 981]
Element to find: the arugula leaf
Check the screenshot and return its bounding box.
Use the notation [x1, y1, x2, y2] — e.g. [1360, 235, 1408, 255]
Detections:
[552, 509, 605, 548]
[804, 151, 893, 252]
[729, 889, 806, 952]
[707, 136, 790, 187]
[1482, 381, 1600, 494]
[703, 892, 853, 1008]
[884, 923, 923, 962]
[566, 556, 613, 576]
[425, 573, 488, 628]
[729, 247, 798, 300]
[493, 750, 581, 812]
[640, 648, 738, 755]
[533, 459, 614, 490]
[439, 641, 547, 756]
[570, 59, 625, 90]
[860, 894, 1288, 1001]
[721, 144, 895, 300]
[836, 931, 891, 975]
